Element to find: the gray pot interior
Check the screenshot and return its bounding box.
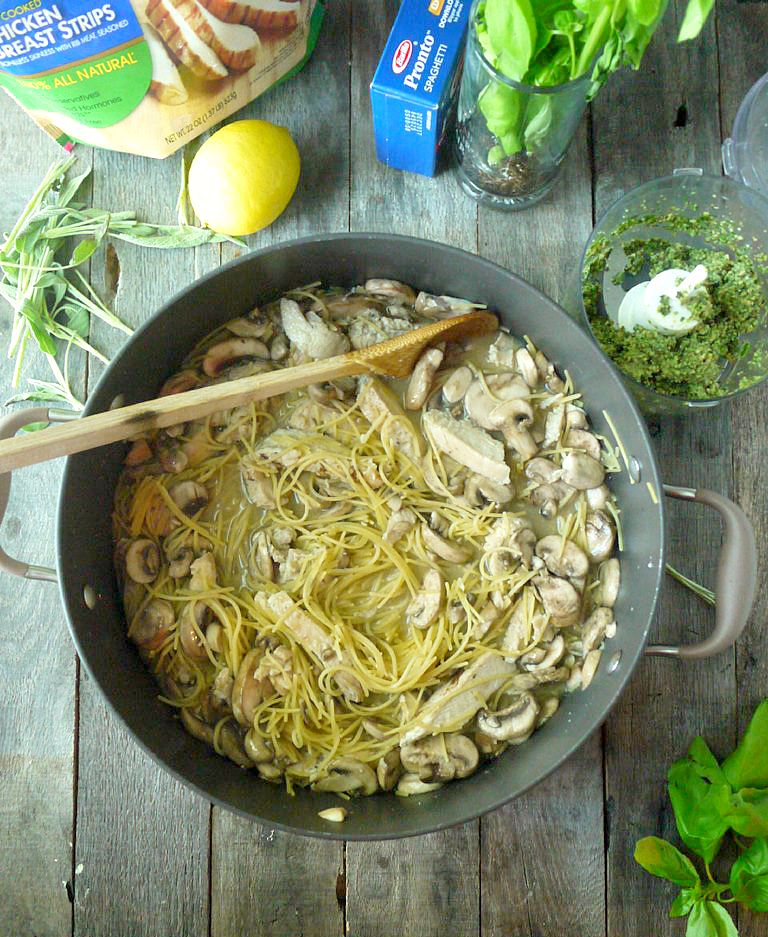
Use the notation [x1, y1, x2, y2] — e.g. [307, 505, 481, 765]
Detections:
[57, 234, 664, 839]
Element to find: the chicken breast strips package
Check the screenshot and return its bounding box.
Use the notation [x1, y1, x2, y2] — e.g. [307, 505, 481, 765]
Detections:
[0, 0, 324, 157]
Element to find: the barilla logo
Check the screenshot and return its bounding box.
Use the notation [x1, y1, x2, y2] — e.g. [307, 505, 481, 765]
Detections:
[392, 39, 413, 73]
[428, 0, 445, 12]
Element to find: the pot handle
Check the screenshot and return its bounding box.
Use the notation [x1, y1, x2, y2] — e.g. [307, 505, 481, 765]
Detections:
[646, 484, 757, 660]
[0, 407, 77, 582]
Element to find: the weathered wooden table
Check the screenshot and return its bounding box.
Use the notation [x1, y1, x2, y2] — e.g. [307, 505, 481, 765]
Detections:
[2, 2, 767, 935]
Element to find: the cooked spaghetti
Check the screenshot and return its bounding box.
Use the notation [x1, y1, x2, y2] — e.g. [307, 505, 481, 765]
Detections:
[113, 280, 621, 799]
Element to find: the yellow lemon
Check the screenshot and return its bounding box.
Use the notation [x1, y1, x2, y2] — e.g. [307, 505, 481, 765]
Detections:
[188, 120, 300, 237]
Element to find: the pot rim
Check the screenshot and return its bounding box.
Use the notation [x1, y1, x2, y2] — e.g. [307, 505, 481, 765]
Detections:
[57, 231, 665, 840]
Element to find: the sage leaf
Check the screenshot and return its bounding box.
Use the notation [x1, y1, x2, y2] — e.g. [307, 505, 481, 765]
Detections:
[685, 901, 737, 937]
[71, 238, 99, 266]
[670, 887, 699, 918]
[678, 0, 715, 42]
[111, 224, 241, 249]
[729, 838, 768, 912]
[721, 700, 768, 790]
[634, 837, 700, 886]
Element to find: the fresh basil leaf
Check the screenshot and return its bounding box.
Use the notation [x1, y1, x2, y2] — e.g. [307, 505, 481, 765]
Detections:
[634, 837, 700, 886]
[523, 95, 553, 150]
[70, 238, 99, 266]
[484, 0, 537, 81]
[671, 887, 699, 918]
[722, 700, 768, 790]
[728, 788, 768, 838]
[688, 737, 728, 783]
[730, 837, 768, 911]
[686, 901, 738, 937]
[628, 0, 664, 26]
[677, 0, 714, 41]
[668, 759, 731, 862]
[479, 81, 525, 155]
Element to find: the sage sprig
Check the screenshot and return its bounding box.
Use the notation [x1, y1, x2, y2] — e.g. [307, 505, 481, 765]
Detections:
[0, 156, 241, 410]
[635, 701, 768, 935]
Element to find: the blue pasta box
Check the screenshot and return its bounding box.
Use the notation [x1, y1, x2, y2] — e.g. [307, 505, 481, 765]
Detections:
[370, 0, 470, 177]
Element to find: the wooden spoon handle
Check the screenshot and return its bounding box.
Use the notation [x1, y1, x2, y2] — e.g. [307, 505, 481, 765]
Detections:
[0, 354, 367, 474]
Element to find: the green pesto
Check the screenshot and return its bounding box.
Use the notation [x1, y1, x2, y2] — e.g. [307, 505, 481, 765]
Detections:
[583, 214, 768, 400]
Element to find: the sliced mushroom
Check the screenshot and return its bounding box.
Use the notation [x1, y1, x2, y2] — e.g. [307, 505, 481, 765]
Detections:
[566, 428, 601, 461]
[226, 313, 269, 338]
[205, 622, 223, 654]
[534, 574, 581, 627]
[377, 750, 403, 791]
[534, 535, 589, 581]
[219, 721, 252, 769]
[231, 647, 271, 726]
[464, 474, 514, 506]
[421, 525, 471, 564]
[534, 350, 565, 392]
[125, 538, 161, 584]
[565, 404, 589, 429]
[313, 757, 378, 795]
[189, 552, 217, 592]
[560, 451, 605, 490]
[400, 733, 479, 782]
[130, 598, 174, 649]
[477, 692, 539, 742]
[384, 508, 417, 545]
[396, 773, 443, 796]
[521, 634, 565, 672]
[423, 411, 510, 485]
[406, 569, 444, 629]
[281, 298, 350, 360]
[244, 729, 273, 764]
[202, 337, 269, 377]
[581, 649, 602, 689]
[160, 370, 200, 397]
[167, 545, 194, 579]
[402, 651, 515, 744]
[257, 762, 283, 783]
[586, 511, 616, 561]
[179, 600, 211, 661]
[536, 697, 560, 727]
[586, 484, 611, 510]
[442, 366, 473, 404]
[364, 278, 416, 304]
[180, 707, 214, 744]
[405, 346, 444, 410]
[581, 606, 614, 654]
[169, 480, 208, 516]
[596, 558, 620, 607]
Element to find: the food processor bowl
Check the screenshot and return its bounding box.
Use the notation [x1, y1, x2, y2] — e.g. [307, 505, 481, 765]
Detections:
[572, 169, 768, 416]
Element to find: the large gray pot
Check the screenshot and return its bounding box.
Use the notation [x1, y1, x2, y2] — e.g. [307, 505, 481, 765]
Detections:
[0, 234, 756, 839]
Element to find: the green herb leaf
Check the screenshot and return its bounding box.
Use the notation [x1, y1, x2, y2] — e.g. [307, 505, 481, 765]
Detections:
[110, 224, 241, 249]
[678, 0, 714, 41]
[479, 81, 525, 155]
[484, 0, 537, 80]
[668, 757, 731, 862]
[730, 837, 768, 912]
[634, 836, 700, 886]
[523, 95, 554, 149]
[721, 700, 768, 790]
[5, 386, 70, 405]
[61, 304, 90, 339]
[627, 0, 663, 27]
[55, 165, 91, 207]
[686, 901, 738, 937]
[670, 887, 699, 918]
[728, 788, 768, 838]
[70, 238, 99, 266]
[21, 421, 50, 433]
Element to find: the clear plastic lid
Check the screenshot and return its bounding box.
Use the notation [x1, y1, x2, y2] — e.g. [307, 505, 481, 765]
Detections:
[722, 72, 768, 196]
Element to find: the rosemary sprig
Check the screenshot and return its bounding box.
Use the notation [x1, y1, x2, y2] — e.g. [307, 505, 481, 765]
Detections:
[665, 563, 716, 606]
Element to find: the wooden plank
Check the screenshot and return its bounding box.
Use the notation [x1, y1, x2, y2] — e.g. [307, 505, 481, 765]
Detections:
[593, 10, 736, 937]
[718, 3, 768, 935]
[479, 123, 606, 937]
[346, 4, 480, 936]
[73, 146, 211, 937]
[210, 6, 351, 936]
[0, 105, 89, 937]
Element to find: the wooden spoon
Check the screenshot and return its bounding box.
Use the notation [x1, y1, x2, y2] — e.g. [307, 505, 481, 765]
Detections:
[0, 310, 498, 473]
